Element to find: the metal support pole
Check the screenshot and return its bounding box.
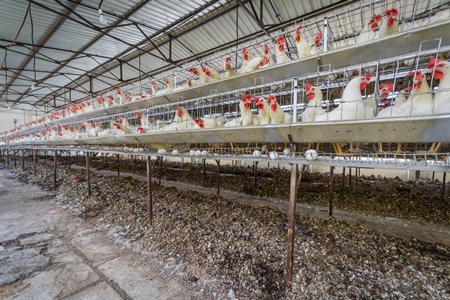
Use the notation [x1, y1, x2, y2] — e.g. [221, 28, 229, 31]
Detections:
[432, 172, 435, 181]
[254, 161, 258, 192]
[442, 172, 447, 197]
[7, 149, 10, 166]
[147, 156, 153, 226]
[349, 167, 352, 186]
[86, 152, 91, 197]
[355, 168, 358, 187]
[215, 159, 220, 195]
[329, 166, 335, 217]
[286, 163, 300, 288]
[159, 157, 163, 186]
[21, 149, 25, 172]
[68, 151, 71, 169]
[203, 159, 206, 181]
[0, 149, 3, 164]
[53, 151, 57, 190]
[117, 154, 120, 177]
[14, 150, 17, 168]
[341, 167, 345, 201]
[33, 150, 37, 175]
[44, 150, 47, 163]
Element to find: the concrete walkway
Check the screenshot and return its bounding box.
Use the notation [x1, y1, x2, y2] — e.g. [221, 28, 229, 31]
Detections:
[0, 169, 197, 300]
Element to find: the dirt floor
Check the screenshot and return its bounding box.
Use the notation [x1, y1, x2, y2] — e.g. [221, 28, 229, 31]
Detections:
[1, 155, 449, 299]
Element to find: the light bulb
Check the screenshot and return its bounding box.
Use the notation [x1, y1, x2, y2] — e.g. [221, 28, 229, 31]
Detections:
[98, 8, 107, 24]
[30, 81, 36, 91]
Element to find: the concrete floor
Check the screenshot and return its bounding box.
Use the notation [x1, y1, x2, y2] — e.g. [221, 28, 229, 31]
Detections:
[0, 169, 196, 300]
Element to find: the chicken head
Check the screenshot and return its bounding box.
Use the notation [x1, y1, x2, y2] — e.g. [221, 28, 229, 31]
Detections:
[369, 14, 382, 30]
[360, 75, 372, 90]
[383, 8, 398, 26]
[241, 95, 253, 109]
[428, 57, 448, 79]
[379, 82, 394, 98]
[305, 83, 317, 100]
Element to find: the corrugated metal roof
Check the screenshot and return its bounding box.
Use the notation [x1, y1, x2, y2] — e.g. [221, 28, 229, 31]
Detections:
[1, 0, 449, 112]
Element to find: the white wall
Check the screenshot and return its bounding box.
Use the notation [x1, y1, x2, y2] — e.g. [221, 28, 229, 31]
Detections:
[0, 109, 40, 133]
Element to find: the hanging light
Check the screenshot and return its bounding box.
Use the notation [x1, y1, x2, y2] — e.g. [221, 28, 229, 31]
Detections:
[98, 8, 107, 24]
[30, 81, 37, 91]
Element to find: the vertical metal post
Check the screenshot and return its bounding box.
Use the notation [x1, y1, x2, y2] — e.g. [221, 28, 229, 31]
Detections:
[254, 161, 258, 192]
[21, 149, 25, 172]
[44, 150, 47, 163]
[86, 152, 91, 197]
[215, 159, 220, 195]
[159, 157, 163, 186]
[53, 150, 57, 190]
[355, 167, 358, 187]
[341, 167, 345, 201]
[432, 172, 435, 181]
[292, 78, 298, 122]
[147, 156, 153, 226]
[329, 166, 335, 217]
[349, 167, 352, 186]
[286, 163, 299, 288]
[7, 149, 10, 166]
[14, 149, 17, 168]
[203, 159, 206, 181]
[117, 154, 120, 177]
[323, 17, 328, 52]
[33, 150, 37, 175]
[0, 149, 3, 163]
[442, 172, 447, 197]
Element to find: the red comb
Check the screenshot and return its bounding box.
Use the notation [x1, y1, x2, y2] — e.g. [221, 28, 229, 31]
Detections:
[428, 57, 442, 69]
[305, 83, 313, 91]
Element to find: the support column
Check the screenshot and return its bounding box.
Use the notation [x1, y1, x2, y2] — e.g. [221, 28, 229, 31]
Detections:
[7, 149, 10, 167]
[340, 167, 345, 201]
[86, 152, 91, 197]
[14, 149, 17, 168]
[329, 166, 335, 217]
[147, 156, 153, 226]
[117, 154, 120, 177]
[158, 157, 163, 186]
[286, 163, 299, 288]
[53, 150, 57, 190]
[21, 149, 25, 172]
[442, 172, 447, 197]
[215, 159, 220, 195]
[33, 150, 37, 175]
[349, 168, 352, 187]
[254, 161, 258, 192]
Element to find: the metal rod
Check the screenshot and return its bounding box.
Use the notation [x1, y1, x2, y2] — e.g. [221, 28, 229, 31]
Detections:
[432, 171, 435, 181]
[329, 166, 335, 217]
[53, 150, 57, 190]
[341, 167, 345, 201]
[7, 149, 10, 166]
[117, 154, 120, 177]
[86, 152, 91, 197]
[442, 172, 447, 197]
[254, 161, 258, 192]
[68, 151, 71, 169]
[215, 159, 220, 195]
[14, 150, 17, 169]
[21, 149, 25, 172]
[159, 157, 162, 186]
[147, 156, 153, 226]
[286, 163, 299, 288]
[355, 167, 358, 187]
[203, 159, 206, 181]
[33, 150, 36, 175]
[349, 167, 352, 186]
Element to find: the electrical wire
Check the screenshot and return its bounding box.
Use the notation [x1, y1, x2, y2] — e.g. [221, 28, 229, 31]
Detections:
[30, 2, 36, 85]
[0, 2, 31, 71]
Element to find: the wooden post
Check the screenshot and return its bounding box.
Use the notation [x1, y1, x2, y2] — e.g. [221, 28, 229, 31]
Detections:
[147, 156, 153, 225]
[53, 150, 57, 190]
[329, 166, 335, 217]
[33, 150, 37, 175]
[86, 152, 91, 197]
[215, 159, 220, 195]
[286, 163, 300, 288]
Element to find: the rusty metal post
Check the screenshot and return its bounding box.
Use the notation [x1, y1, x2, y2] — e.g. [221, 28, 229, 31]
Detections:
[442, 172, 447, 197]
[21, 149, 25, 172]
[203, 159, 206, 181]
[215, 159, 220, 195]
[117, 154, 120, 177]
[158, 157, 163, 186]
[147, 156, 153, 225]
[33, 150, 37, 175]
[349, 167, 352, 186]
[86, 152, 91, 197]
[341, 167, 345, 201]
[329, 166, 335, 217]
[254, 161, 258, 192]
[286, 163, 300, 288]
[53, 150, 57, 190]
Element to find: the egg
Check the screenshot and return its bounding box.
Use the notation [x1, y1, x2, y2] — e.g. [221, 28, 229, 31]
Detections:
[157, 149, 167, 155]
[201, 150, 209, 156]
[305, 149, 318, 161]
[269, 151, 279, 160]
[171, 149, 179, 155]
[253, 150, 262, 158]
